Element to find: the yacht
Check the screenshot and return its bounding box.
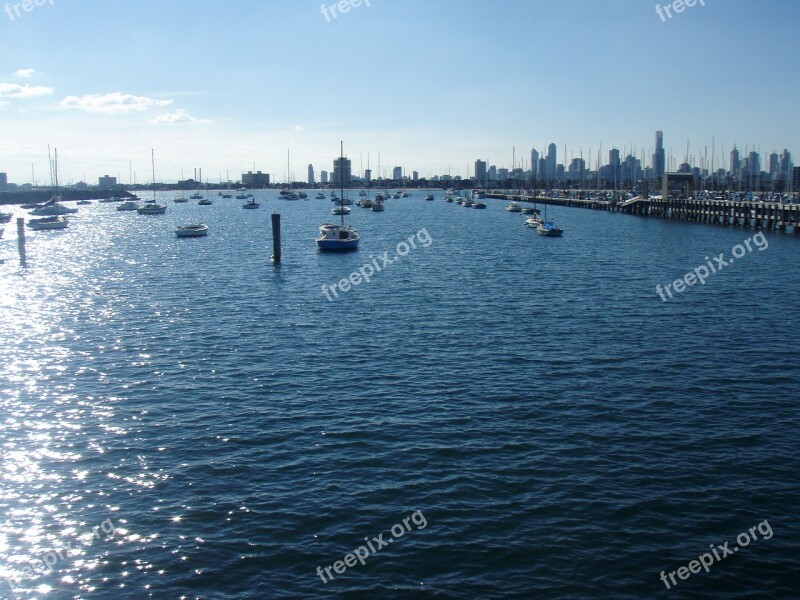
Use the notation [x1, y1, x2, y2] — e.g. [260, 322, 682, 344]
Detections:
[525, 216, 543, 228]
[175, 224, 209, 237]
[332, 206, 351, 215]
[357, 198, 373, 208]
[243, 197, 260, 209]
[472, 201, 487, 209]
[28, 215, 68, 230]
[537, 221, 564, 237]
[174, 195, 189, 203]
[236, 192, 249, 199]
[506, 201, 522, 212]
[190, 193, 203, 199]
[31, 196, 77, 216]
[137, 150, 168, 215]
[317, 142, 360, 252]
[198, 197, 213, 205]
[116, 201, 139, 211]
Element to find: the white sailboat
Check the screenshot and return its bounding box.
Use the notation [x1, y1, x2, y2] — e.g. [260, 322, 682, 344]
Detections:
[31, 148, 77, 216]
[317, 141, 360, 251]
[137, 150, 167, 215]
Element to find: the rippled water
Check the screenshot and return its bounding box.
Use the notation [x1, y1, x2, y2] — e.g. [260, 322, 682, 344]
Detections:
[1, 192, 799, 599]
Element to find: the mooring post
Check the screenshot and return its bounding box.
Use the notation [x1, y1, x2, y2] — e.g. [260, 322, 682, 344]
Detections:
[270, 212, 281, 263]
[16, 217, 26, 266]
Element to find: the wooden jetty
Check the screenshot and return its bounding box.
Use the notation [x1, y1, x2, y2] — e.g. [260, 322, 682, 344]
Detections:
[487, 187, 800, 233]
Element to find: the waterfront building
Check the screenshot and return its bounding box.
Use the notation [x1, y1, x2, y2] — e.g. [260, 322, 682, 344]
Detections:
[392, 166, 402, 181]
[412, 171, 418, 181]
[98, 175, 117, 188]
[364, 169, 371, 183]
[730, 146, 740, 177]
[242, 171, 270, 188]
[530, 149, 539, 177]
[308, 164, 315, 185]
[0, 172, 7, 190]
[321, 171, 328, 184]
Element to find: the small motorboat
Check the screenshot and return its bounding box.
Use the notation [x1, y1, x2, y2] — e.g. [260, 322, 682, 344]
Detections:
[174, 196, 189, 203]
[316, 193, 326, 199]
[77, 200, 92, 205]
[116, 201, 139, 211]
[524, 216, 543, 228]
[472, 202, 487, 209]
[198, 198, 213, 205]
[506, 202, 522, 212]
[175, 223, 209, 237]
[137, 202, 167, 215]
[425, 194, 434, 201]
[332, 206, 351, 215]
[242, 198, 260, 209]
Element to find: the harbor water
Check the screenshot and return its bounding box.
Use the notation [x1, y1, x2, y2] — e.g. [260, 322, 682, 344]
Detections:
[0, 192, 798, 598]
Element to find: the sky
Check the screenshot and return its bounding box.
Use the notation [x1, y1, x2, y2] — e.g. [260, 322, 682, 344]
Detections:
[1, 0, 798, 184]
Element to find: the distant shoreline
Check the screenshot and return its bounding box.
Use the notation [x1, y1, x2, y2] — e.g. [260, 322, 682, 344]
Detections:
[0, 190, 136, 205]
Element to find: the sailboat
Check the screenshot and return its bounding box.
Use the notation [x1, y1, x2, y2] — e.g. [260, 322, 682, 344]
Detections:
[317, 142, 360, 251]
[137, 150, 167, 214]
[29, 149, 69, 229]
[536, 202, 563, 237]
[222, 172, 233, 198]
[31, 148, 77, 217]
[198, 180, 213, 205]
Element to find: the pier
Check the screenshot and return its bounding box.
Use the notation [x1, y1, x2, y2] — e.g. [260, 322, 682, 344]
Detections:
[486, 189, 800, 233]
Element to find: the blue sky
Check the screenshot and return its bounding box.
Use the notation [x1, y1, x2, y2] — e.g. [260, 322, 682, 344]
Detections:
[1, 0, 798, 184]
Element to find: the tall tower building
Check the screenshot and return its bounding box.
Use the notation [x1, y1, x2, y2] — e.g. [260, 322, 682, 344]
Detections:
[730, 146, 740, 176]
[332, 157, 351, 186]
[546, 143, 557, 178]
[321, 170, 329, 184]
[392, 166, 403, 180]
[653, 131, 665, 179]
[307, 164, 315, 185]
[474, 159, 487, 184]
[530, 149, 539, 176]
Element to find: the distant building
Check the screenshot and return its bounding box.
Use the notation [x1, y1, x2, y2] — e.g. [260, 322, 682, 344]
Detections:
[332, 157, 351, 186]
[488, 165, 497, 181]
[412, 171, 418, 181]
[307, 164, 315, 185]
[730, 146, 740, 176]
[178, 178, 198, 188]
[653, 131, 665, 179]
[474, 159, 487, 184]
[0, 172, 7, 190]
[547, 143, 557, 178]
[498, 168, 509, 181]
[530, 149, 539, 176]
[364, 169, 372, 183]
[242, 171, 270, 188]
[392, 166, 402, 180]
[98, 175, 117, 188]
[321, 170, 329, 184]
[793, 167, 800, 192]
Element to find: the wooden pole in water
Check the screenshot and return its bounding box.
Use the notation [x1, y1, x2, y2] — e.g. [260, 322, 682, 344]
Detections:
[270, 212, 281, 263]
[16, 217, 26, 265]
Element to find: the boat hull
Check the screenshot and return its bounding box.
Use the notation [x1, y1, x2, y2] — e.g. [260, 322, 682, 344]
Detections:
[317, 238, 360, 251]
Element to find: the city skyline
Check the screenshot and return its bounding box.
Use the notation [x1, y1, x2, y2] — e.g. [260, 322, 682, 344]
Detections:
[1, 0, 798, 183]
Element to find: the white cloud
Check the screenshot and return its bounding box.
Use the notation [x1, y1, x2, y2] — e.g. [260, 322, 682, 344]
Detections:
[14, 69, 35, 78]
[294, 125, 304, 131]
[0, 101, 9, 107]
[151, 109, 212, 124]
[60, 92, 172, 114]
[0, 83, 53, 98]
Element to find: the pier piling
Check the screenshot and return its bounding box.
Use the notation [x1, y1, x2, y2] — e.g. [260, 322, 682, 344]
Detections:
[16, 217, 26, 266]
[270, 212, 281, 263]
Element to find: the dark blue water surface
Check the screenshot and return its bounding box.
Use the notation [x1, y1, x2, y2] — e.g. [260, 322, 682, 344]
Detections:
[1, 192, 799, 599]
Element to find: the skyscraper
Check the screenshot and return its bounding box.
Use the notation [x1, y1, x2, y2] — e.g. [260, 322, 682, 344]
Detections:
[392, 166, 403, 180]
[530, 149, 539, 176]
[364, 169, 372, 183]
[474, 159, 487, 184]
[653, 131, 665, 179]
[730, 146, 740, 176]
[332, 157, 351, 186]
[321, 170, 329, 184]
[546, 143, 557, 178]
[307, 164, 315, 185]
